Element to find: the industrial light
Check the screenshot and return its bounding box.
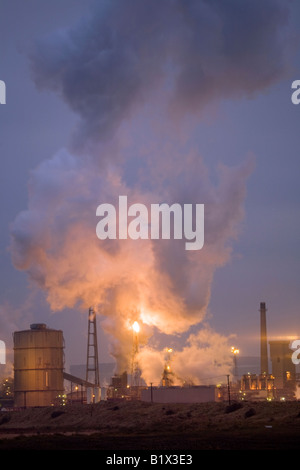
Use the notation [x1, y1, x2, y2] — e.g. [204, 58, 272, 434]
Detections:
[231, 346, 240, 355]
[132, 321, 140, 333]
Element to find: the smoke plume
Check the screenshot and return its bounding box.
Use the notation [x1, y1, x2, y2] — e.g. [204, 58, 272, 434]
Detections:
[10, 0, 294, 378]
[138, 327, 234, 386]
[30, 0, 292, 147]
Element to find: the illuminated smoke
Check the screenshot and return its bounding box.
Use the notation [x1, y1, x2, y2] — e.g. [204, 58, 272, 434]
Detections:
[138, 327, 234, 385]
[10, 139, 253, 373]
[10, 0, 294, 374]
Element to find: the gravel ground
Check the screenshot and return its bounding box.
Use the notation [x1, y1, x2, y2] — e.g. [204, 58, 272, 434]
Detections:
[0, 400, 300, 450]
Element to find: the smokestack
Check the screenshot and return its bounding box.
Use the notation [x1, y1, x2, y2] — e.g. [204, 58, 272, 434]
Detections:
[260, 302, 268, 375]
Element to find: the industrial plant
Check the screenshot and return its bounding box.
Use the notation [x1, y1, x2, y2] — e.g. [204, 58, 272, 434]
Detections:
[0, 302, 299, 409]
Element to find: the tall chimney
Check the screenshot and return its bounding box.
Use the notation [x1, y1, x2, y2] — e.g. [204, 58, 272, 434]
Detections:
[260, 302, 268, 375]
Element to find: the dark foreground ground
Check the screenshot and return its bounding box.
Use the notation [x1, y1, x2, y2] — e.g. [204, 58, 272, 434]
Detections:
[0, 428, 300, 451]
[0, 400, 300, 450]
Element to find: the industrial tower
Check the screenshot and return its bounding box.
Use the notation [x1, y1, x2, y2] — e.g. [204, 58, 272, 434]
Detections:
[86, 307, 100, 388]
[260, 302, 269, 375]
[130, 321, 141, 397]
[161, 348, 174, 387]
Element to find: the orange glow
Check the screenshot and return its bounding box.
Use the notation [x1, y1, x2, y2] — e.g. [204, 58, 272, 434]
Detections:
[132, 321, 140, 333]
[231, 346, 240, 355]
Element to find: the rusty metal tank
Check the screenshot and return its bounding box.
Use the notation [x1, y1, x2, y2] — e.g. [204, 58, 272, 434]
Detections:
[13, 323, 64, 407]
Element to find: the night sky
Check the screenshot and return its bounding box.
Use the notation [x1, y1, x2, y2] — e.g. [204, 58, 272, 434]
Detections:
[0, 0, 300, 385]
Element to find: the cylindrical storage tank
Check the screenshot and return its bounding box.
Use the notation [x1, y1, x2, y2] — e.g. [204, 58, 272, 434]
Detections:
[86, 387, 93, 404]
[86, 387, 101, 404]
[94, 386, 101, 403]
[13, 324, 64, 407]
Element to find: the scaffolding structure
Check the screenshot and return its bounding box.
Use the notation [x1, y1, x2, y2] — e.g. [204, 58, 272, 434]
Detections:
[86, 307, 100, 389]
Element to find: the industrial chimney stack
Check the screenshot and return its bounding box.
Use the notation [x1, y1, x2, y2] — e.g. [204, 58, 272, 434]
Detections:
[260, 302, 269, 375]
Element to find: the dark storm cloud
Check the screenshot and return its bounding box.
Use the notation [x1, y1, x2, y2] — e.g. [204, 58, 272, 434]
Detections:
[30, 0, 292, 143]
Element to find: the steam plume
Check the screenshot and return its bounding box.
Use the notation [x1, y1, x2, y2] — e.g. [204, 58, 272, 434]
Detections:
[10, 0, 294, 377]
[30, 0, 292, 146]
[138, 327, 234, 386]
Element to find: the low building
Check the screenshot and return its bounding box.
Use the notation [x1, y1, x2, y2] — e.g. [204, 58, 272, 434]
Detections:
[269, 340, 296, 399]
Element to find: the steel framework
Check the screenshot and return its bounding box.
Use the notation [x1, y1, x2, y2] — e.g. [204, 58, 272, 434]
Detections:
[86, 307, 100, 387]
